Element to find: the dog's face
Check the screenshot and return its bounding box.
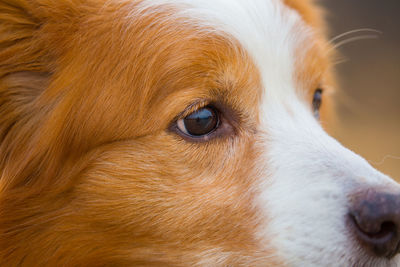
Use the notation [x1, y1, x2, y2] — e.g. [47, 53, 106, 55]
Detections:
[1, 0, 400, 266]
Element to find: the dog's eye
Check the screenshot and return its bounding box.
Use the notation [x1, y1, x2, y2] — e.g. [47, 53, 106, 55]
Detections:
[177, 106, 219, 137]
[312, 88, 323, 119]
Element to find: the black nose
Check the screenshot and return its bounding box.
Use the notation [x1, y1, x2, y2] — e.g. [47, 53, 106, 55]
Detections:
[349, 189, 400, 259]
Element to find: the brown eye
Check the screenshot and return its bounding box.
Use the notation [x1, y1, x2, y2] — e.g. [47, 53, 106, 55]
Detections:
[312, 88, 323, 119]
[177, 106, 219, 137]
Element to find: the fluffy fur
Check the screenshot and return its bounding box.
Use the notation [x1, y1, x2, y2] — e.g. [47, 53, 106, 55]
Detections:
[0, 0, 399, 266]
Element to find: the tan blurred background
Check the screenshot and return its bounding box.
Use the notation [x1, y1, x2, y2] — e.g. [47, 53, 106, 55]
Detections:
[320, 0, 400, 181]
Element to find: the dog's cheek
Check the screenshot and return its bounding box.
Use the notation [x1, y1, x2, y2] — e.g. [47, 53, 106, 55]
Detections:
[71, 133, 279, 265]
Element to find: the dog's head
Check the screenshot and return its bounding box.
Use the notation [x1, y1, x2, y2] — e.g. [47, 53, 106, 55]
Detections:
[1, 0, 399, 266]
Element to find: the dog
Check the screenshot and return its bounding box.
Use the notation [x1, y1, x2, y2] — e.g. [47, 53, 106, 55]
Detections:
[1, 0, 399, 266]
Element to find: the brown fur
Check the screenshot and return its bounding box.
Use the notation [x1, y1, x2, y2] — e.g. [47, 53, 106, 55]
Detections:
[0, 0, 329, 265]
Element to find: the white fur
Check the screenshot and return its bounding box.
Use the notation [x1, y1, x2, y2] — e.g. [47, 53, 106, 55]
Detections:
[134, 0, 400, 265]
[259, 99, 399, 266]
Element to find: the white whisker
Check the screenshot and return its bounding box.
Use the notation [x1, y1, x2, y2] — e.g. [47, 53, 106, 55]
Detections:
[332, 58, 349, 66]
[369, 155, 400, 166]
[331, 35, 380, 51]
[329, 28, 381, 44]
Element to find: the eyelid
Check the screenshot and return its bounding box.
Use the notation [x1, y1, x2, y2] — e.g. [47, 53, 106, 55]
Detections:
[176, 100, 210, 120]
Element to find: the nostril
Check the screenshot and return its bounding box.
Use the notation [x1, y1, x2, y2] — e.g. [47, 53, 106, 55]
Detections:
[368, 221, 396, 239]
[350, 215, 400, 258]
[351, 214, 395, 239]
[348, 190, 400, 259]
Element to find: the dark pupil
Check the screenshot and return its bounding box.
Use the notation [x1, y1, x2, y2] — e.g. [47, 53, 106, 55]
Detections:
[184, 107, 218, 136]
[312, 89, 322, 117]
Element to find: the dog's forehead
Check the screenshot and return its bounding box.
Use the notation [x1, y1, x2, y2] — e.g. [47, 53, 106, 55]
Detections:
[104, 0, 331, 133]
[136, 0, 313, 98]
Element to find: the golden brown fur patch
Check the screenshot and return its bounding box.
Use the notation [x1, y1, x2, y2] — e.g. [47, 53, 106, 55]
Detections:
[0, 0, 330, 265]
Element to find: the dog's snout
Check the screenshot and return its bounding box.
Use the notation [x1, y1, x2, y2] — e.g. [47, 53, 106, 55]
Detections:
[349, 188, 400, 259]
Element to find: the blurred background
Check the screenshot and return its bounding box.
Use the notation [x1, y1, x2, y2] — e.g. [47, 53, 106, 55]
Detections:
[320, 0, 400, 180]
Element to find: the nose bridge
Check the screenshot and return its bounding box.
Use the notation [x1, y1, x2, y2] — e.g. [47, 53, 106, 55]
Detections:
[262, 99, 396, 189]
